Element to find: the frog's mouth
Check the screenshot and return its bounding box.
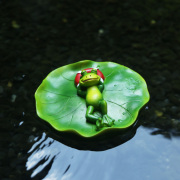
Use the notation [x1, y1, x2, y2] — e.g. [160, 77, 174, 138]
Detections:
[83, 78, 98, 82]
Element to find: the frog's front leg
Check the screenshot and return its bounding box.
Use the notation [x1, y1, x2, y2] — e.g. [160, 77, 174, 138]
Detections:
[98, 79, 104, 92]
[77, 84, 86, 98]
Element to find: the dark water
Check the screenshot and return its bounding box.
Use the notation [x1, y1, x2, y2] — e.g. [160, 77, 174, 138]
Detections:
[1, 0, 180, 179]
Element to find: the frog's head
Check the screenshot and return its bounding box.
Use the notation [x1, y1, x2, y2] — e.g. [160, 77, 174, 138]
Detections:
[79, 69, 100, 87]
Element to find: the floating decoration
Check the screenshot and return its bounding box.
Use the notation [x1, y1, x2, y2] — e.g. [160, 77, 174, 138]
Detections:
[35, 60, 150, 139]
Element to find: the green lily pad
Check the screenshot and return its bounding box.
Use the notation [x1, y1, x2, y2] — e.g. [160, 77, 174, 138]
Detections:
[35, 60, 150, 138]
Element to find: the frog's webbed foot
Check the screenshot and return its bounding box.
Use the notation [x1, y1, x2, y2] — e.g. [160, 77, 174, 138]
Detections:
[96, 115, 115, 131]
[102, 114, 115, 127]
[96, 118, 108, 131]
[96, 118, 103, 131]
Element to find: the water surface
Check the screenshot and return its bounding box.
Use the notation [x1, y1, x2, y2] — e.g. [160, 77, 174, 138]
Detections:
[1, 0, 180, 179]
[26, 127, 180, 180]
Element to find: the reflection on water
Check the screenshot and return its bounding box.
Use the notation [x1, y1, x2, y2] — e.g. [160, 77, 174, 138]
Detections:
[26, 127, 180, 180]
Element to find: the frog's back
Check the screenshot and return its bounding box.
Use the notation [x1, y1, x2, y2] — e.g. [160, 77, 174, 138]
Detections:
[86, 86, 103, 108]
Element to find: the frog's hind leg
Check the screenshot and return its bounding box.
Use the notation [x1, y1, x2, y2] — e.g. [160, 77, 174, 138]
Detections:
[99, 100, 115, 127]
[86, 106, 103, 130]
[86, 106, 101, 124]
[99, 99, 107, 115]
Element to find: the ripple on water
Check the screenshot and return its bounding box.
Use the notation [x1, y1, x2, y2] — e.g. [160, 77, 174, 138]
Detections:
[26, 127, 180, 180]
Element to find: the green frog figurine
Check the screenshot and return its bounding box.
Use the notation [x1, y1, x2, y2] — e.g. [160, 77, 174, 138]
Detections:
[76, 68, 115, 130]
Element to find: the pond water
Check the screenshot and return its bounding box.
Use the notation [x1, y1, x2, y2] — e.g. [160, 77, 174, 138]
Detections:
[1, 0, 180, 179]
[26, 127, 180, 180]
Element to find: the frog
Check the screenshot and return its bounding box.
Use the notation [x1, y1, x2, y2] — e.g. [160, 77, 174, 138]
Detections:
[77, 68, 115, 130]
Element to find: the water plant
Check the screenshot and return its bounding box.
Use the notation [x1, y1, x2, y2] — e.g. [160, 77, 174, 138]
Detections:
[35, 60, 150, 138]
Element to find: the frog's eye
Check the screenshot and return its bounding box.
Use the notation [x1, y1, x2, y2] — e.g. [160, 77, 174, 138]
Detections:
[91, 69, 97, 74]
[81, 70, 87, 76]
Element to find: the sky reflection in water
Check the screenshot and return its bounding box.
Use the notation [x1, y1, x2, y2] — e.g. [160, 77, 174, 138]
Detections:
[26, 127, 180, 180]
